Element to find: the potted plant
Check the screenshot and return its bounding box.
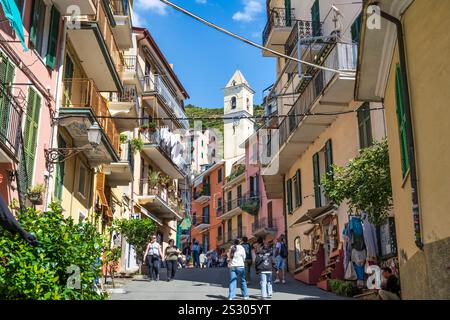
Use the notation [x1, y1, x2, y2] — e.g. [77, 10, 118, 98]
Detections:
[27, 184, 45, 205]
[138, 124, 149, 133]
[159, 174, 170, 187]
[9, 198, 20, 211]
[148, 122, 157, 133]
[130, 137, 144, 154]
[120, 133, 128, 144]
[148, 170, 161, 189]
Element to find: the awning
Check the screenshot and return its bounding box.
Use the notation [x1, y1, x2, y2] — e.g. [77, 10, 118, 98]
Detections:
[290, 204, 336, 228]
[0, 0, 27, 51]
[139, 205, 163, 226]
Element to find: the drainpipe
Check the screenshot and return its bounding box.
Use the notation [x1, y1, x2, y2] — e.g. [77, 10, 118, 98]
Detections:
[380, 11, 423, 250]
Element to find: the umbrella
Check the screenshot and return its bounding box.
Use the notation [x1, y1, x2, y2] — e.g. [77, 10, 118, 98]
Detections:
[0, 0, 28, 51]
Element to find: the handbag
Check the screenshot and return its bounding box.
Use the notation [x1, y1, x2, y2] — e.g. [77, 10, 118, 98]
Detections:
[345, 261, 357, 280]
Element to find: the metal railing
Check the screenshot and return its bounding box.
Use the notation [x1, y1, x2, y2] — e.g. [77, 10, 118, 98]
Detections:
[0, 82, 23, 161]
[274, 43, 357, 153]
[109, 0, 129, 16]
[142, 75, 188, 128]
[139, 178, 180, 212]
[61, 78, 120, 155]
[285, 20, 324, 55]
[263, 7, 296, 45]
[193, 184, 210, 200]
[194, 215, 210, 226]
[109, 84, 137, 103]
[252, 217, 277, 234]
[141, 128, 189, 176]
[223, 194, 260, 215]
[123, 55, 145, 85]
[120, 141, 134, 172]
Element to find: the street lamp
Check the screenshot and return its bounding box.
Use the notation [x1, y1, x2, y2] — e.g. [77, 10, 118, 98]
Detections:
[45, 122, 102, 173]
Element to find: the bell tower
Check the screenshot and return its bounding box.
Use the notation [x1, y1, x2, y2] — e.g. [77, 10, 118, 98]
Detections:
[223, 70, 255, 176]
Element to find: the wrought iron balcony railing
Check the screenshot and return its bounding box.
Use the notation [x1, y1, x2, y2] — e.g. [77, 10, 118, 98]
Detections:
[0, 82, 23, 161]
[61, 78, 120, 155]
[285, 20, 324, 55]
[139, 178, 180, 212]
[252, 217, 277, 234]
[262, 7, 296, 46]
[193, 184, 211, 200]
[193, 215, 210, 226]
[109, 0, 129, 16]
[223, 194, 260, 215]
[142, 75, 188, 128]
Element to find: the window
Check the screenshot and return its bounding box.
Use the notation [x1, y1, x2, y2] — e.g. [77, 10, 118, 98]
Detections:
[246, 98, 250, 110]
[286, 178, 293, 214]
[201, 152, 203, 159]
[78, 163, 87, 197]
[45, 6, 61, 69]
[250, 175, 259, 197]
[268, 201, 273, 228]
[395, 64, 410, 177]
[218, 226, 223, 239]
[294, 237, 302, 268]
[201, 140, 204, 147]
[23, 88, 42, 187]
[237, 214, 243, 238]
[231, 96, 237, 110]
[218, 168, 222, 183]
[324, 139, 333, 178]
[311, 0, 321, 36]
[237, 185, 242, 205]
[217, 197, 222, 212]
[227, 220, 232, 241]
[202, 205, 210, 224]
[294, 169, 302, 208]
[227, 191, 232, 211]
[357, 102, 373, 149]
[192, 212, 197, 225]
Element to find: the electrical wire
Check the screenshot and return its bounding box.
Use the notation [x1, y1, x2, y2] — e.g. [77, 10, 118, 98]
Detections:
[158, 0, 355, 77]
[55, 107, 384, 122]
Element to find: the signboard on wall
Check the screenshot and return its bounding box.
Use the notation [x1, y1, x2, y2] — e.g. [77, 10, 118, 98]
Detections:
[378, 217, 398, 259]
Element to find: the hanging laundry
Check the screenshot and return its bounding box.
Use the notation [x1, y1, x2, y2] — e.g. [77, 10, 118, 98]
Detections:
[361, 211, 379, 259]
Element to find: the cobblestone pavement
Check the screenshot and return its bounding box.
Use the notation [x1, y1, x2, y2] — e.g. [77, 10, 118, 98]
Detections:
[110, 267, 349, 300]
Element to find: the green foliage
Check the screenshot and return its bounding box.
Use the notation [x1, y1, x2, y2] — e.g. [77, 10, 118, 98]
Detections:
[0, 202, 105, 300]
[130, 137, 144, 154]
[184, 104, 265, 133]
[322, 140, 393, 225]
[148, 170, 161, 189]
[120, 133, 128, 144]
[227, 164, 245, 182]
[113, 219, 156, 267]
[329, 279, 356, 297]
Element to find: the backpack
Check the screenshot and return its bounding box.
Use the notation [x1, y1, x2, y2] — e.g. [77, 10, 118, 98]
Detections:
[242, 243, 252, 260]
[279, 242, 288, 258]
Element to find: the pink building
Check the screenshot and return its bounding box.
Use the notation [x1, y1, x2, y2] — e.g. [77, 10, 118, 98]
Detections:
[243, 131, 285, 243]
[0, 0, 64, 208]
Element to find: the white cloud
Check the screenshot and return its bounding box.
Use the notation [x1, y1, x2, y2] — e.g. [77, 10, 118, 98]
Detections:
[132, 11, 145, 26]
[196, 0, 208, 4]
[233, 0, 264, 22]
[135, 0, 168, 16]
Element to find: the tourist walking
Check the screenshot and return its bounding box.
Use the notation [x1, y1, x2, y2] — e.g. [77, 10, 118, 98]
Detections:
[165, 239, 181, 281]
[254, 238, 273, 299]
[191, 240, 201, 268]
[200, 251, 206, 268]
[241, 237, 253, 284]
[144, 234, 164, 281]
[183, 243, 191, 267]
[274, 234, 288, 284]
[227, 239, 249, 300]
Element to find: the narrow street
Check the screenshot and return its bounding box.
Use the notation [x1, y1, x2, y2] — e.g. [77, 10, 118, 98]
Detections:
[110, 268, 348, 300]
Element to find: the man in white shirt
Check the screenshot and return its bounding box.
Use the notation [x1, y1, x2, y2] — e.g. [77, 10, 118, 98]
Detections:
[227, 239, 249, 300]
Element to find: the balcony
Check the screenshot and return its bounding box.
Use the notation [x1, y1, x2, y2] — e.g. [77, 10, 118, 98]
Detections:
[103, 141, 134, 187]
[122, 55, 145, 90]
[219, 194, 259, 220]
[52, 0, 97, 15]
[193, 215, 210, 232]
[262, 43, 357, 199]
[284, 20, 324, 56]
[141, 128, 188, 179]
[225, 164, 245, 184]
[0, 83, 23, 163]
[263, 96, 279, 129]
[66, 0, 124, 91]
[137, 180, 182, 220]
[193, 185, 211, 204]
[108, 0, 133, 50]
[252, 217, 277, 238]
[59, 78, 120, 164]
[108, 84, 140, 131]
[142, 75, 189, 129]
[263, 7, 296, 57]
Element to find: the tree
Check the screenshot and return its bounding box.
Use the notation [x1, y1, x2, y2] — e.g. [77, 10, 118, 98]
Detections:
[0, 202, 105, 300]
[113, 218, 157, 271]
[321, 140, 393, 225]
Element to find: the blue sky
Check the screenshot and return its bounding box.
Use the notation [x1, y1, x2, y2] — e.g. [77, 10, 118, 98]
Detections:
[133, 0, 276, 108]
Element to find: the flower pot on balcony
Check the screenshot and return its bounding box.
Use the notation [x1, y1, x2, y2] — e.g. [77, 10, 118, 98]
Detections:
[27, 192, 43, 205]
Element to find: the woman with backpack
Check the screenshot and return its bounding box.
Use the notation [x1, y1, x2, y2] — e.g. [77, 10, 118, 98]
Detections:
[274, 234, 288, 284]
[227, 239, 249, 300]
[254, 238, 273, 299]
[144, 234, 164, 282]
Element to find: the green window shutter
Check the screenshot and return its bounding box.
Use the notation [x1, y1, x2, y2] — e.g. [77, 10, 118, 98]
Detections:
[54, 135, 66, 201]
[0, 54, 14, 139]
[285, 0, 292, 27]
[325, 139, 333, 178]
[351, 14, 362, 44]
[46, 6, 61, 69]
[23, 88, 41, 187]
[311, 0, 321, 36]
[286, 178, 293, 214]
[29, 0, 40, 48]
[313, 153, 321, 208]
[357, 102, 373, 149]
[395, 64, 410, 176]
[295, 169, 302, 207]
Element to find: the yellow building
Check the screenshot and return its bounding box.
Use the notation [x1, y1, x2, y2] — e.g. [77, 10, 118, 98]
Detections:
[260, 0, 386, 280]
[356, 0, 450, 299]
